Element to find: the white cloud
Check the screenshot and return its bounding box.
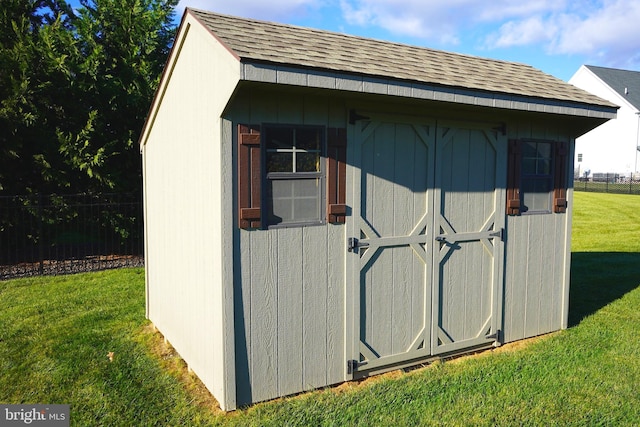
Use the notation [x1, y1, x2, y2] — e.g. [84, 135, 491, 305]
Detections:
[176, 0, 323, 21]
[338, 0, 640, 68]
[488, 16, 553, 48]
[338, 0, 566, 45]
[474, 0, 565, 22]
[340, 0, 469, 44]
[486, 0, 640, 67]
[554, 1, 640, 61]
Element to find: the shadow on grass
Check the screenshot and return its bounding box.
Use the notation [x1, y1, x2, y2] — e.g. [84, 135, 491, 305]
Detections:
[569, 252, 640, 327]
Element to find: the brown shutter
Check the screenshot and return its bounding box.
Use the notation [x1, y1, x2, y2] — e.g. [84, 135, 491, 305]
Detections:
[506, 139, 522, 215]
[327, 127, 347, 223]
[238, 124, 261, 229]
[553, 141, 568, 213]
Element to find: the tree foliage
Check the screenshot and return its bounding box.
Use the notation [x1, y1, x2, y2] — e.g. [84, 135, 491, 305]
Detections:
[0, 0, 178, 195]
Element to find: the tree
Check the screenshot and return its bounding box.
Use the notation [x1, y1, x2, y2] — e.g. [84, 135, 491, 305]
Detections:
[58, 0, 178, 193]
[0, 0, 78, 194]
[0, 0, 178, 195]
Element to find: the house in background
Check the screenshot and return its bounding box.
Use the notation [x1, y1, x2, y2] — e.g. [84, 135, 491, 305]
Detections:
[139, 9, 616, 410]
[570, 65, 640, 180]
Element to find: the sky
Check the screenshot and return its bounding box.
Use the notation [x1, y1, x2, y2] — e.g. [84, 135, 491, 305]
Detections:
[168, 0, 640, 82]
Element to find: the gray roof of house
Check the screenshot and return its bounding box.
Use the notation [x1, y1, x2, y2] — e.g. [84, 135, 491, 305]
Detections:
[189, 9, 617, 117]
[585, 65, 640, 111]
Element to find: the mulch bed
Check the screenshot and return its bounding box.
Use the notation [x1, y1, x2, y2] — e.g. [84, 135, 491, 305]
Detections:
[0, 255, 144, 280]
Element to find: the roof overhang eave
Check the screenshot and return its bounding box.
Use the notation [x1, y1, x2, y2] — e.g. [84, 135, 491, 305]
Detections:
[239, 61, 618, 120]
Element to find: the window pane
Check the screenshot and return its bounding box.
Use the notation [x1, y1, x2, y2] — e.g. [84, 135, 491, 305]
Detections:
[296, 152, 320, 172]
[267, 152, 293, 173]
[522, 158, 536, 174]
[537, 142, 551, 158]
[522, 142, 538, 157]
[294, 196, 319, 221]
[537, 159, 551, 175]
[269, 197, 293, 225]
[522, 178, 552, 212]
[522, 177, 551, 193]
[523, 191, 551, 212]
[292, 178, 320, 197]
[296, 128, 321, 151]
[268, 178, 320, 224]
[266, 127, 293, 150]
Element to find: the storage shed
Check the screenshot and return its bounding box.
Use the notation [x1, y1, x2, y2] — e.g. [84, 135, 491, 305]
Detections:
[139, 8, 617, 410]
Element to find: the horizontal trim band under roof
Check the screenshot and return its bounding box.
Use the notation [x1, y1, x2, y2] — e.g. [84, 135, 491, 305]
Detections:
[241, 62, 617, 120]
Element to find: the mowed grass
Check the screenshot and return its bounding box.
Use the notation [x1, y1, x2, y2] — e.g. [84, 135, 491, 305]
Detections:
[1, 191, 639, 426]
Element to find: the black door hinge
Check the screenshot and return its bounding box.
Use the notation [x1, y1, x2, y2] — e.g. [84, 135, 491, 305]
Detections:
[487, 329, 502, 343]
[489, 228, 504, 241]
[347, 359, 359, 375]
[349, 109, 370, 125]
[347, 237, 369, 253]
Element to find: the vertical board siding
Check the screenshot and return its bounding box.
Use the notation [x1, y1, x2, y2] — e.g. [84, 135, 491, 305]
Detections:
[221, 118, 237, 409]
[502, 122, 570, 343]
[236, 229, 253, 403]
[276, 228, 304, 397]
[238, 225, 345, 405]
[524, 215, 544, 338]
[232, 90, 346, 406]
[302, 227, 328, 389]
[249, 229, 279, 403]
[503, 216, 526, 340]
[505, 213, 564, 341]
[143, 16, 240, 409]
[326, 223, 345, 385]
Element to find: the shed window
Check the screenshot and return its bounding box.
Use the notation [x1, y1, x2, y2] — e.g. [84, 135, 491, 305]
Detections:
[265, 126, 324, 227]
[237, 124, 347, 229]
[521, 141, 553, 213]
[507, 139, 568, 215]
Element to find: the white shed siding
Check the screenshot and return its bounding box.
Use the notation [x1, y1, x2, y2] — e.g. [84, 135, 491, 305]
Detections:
[570, 66, 638, 175]
[141, 15, 240, 410]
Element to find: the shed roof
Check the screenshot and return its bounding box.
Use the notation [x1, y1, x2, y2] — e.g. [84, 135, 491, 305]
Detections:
[189, 8, 616, 118]
[584, 65, 640, 111]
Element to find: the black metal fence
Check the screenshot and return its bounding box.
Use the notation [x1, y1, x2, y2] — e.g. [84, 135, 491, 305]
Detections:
[574, 173, 640, 195]
[1, 193, 144, 280]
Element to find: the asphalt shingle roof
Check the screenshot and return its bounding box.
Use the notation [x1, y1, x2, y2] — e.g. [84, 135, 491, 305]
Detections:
[585, 65, 640, 110]
[189, 9, 615, 110]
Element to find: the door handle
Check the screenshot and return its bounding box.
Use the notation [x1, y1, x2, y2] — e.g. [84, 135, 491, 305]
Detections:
[435, 235, 447, 242]
[348, 237, 370, 252]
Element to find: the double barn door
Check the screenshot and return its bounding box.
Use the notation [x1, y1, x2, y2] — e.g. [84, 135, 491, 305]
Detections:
[346, 116, 506, 375]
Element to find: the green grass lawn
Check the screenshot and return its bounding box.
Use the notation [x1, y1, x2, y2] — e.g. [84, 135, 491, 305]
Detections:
[1, 192, 639, 426]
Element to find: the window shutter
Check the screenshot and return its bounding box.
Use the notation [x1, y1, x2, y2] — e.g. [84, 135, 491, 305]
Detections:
[238, 124, 261, 229]
[327, 127, 347, 223]
[506, 139, 522, 215]
[553, 141, 568, 213]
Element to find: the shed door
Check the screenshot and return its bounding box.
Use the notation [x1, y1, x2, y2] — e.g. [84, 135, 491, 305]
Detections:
[347, 118, 505, 374]
[431, 124, 505, 355]
[347, 119, 435, 373]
